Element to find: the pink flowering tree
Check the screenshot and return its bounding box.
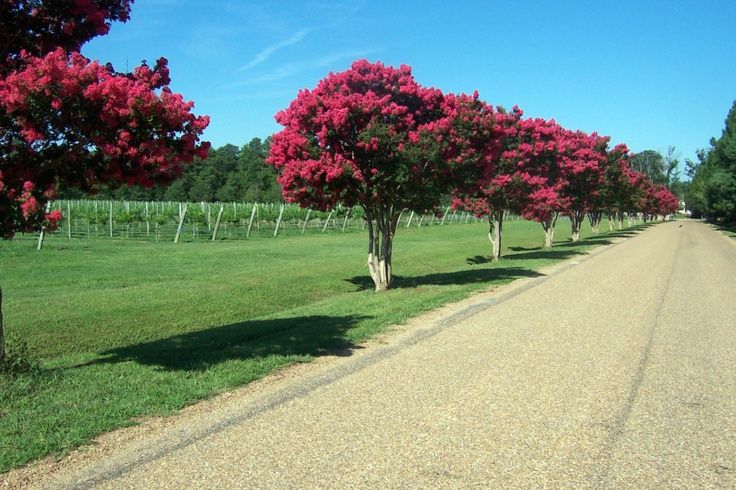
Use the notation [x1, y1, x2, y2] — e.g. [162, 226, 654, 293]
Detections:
[652, 186, 679, 218]
[268, 60, 469, 291]
[448, 97, 526, 261]
[638, 182, 678, 220]
[557, 130, 608, 241]
[504, 117, 567, 248]
[626, 171, 653, 225]
[591, 144, 636, 231]
[0, 0, 210, 360]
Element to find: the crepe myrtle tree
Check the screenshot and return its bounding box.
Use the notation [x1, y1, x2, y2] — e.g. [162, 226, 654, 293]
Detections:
[588, 143, 627, 234]
[639, 181, 679, 220]
[557, 130, 608, 241]
[268, 60, 473, 291]
[449, 97, 526, 262]
[0, 0, 210, 361]
[626, 170, 654, 225]
[653, 185, 680, 218]
[592, 144, 637, 231]
[503, 117, 568, 248]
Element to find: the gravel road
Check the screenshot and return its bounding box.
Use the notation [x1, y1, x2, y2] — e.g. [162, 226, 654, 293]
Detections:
[9, 220, 736, 488]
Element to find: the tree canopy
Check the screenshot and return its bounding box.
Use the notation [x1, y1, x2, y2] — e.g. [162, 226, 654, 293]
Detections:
[0, 0, 210, 237]
[686, 101, 736, 222]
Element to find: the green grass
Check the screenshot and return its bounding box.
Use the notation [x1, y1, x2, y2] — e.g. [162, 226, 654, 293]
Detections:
[0, 218, 642, 473]
[714, 223, 736, 239]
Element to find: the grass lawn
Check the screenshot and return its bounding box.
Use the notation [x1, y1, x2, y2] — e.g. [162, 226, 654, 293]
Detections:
[714, 223, 736, 239]
[0, 218, 641, 473]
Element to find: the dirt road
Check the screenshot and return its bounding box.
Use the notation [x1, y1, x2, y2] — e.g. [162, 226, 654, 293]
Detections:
[14, 221, 736, 488]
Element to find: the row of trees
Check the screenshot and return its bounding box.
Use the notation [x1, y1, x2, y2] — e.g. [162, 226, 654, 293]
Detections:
[63, 139, 684, 215]
[684, 101, 736, 222]
[268, 60, 679, 291]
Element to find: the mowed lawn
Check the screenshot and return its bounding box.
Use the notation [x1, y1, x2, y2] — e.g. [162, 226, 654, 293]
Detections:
[0, 218, 635, 472]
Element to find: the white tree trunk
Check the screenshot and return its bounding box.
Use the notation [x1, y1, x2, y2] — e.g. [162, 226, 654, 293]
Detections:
[544, 227, 554, 248]
[542, 213, 558, 248]
[588, 211, 601, 236]
[487, 210, 504, 262]
[366, 210, 398, 291]
[367, 253, 390, 291]
[569, 210, 584, 242]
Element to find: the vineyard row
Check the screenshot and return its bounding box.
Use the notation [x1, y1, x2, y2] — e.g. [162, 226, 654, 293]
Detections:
[34, 200, 512, 244]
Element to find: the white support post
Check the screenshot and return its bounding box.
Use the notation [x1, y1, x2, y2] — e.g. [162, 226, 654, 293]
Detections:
[301, 209, 312, 234]
[211, 205, 225, 241]
[273, 205, 285, 237]
[341, 208, 351, 232]
[322, 210, 334, 233]
[246, 204, 257, 238]
[174, 204, 188, 243]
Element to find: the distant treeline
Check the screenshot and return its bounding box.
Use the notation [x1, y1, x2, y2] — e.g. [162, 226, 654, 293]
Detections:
[60, 137, 282, 203]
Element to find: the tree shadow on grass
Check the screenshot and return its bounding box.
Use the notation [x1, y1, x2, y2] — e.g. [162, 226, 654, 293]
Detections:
[503, 248, 587, 261]
[77, 315, 370, 372]
[466, 255, 493, 265]
[346, 267, 543, 291]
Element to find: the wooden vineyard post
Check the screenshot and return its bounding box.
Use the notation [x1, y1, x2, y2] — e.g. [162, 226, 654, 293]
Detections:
[174, 204, 188, 243]
[429, 214, 436, 226]
[145, 202, 150, 236]
[273, 205, 285, 238]
[417, 214, 425, 227]
[451, 209, 457, 223]
[301, 209, 312, 234]
[397, 210, 404, 227]
[440, 206, 451, 226]
[246, 204, 257, 238]
[37, 202, 52, 250]
[341, 208, 351, 232]
[108, 202, 113, 237]
[321, 210, 334, 233]
[406, 211, 414, 228]
[67, 203, 72, 239]
[211, 205, 225, 241]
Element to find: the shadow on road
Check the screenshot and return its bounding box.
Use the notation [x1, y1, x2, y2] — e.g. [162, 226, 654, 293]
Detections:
[466, 225, 657, 266]
[77, 315, 369, 371]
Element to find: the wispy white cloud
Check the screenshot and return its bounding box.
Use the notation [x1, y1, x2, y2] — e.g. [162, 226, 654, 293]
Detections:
[224, 48, 380, 89]
[238, 29, 310, 72]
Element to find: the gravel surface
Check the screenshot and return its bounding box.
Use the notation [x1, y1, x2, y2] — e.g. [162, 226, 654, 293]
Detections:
[4, 220, 735, 489]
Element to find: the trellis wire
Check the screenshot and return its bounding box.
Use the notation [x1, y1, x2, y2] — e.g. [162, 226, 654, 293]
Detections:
[37, 199, 504, 244]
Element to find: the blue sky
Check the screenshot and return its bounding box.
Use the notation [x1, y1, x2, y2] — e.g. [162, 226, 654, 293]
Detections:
[82, 0, 736, 168]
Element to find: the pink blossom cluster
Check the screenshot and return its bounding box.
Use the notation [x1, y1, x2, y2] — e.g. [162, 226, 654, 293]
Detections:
[268, 60, 459, 214]
[1, 1, 210, 237]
